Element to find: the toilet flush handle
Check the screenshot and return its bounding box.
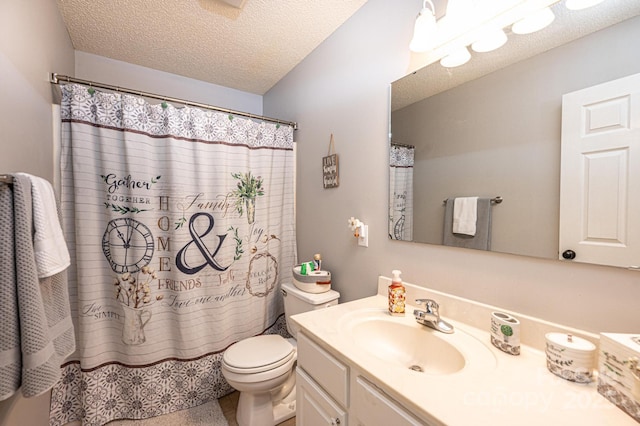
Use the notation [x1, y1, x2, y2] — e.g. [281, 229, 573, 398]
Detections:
[281, 288, 288, 297]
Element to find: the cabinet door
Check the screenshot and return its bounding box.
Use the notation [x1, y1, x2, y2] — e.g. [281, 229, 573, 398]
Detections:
[353, 376, 427, 426]
[297, 332, 349, 406]
[297, 367, 347, 426]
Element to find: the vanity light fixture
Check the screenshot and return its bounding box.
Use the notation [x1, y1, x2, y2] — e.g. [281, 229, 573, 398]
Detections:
[512, 6, 555, 34]
[445, 0, 474, 24]
[409, 0, 578, 68]
[409, 0, 437, 52]
[565, 0, 605, 11]
[440, 46, 471, 67]
[471, 28, 508, 53]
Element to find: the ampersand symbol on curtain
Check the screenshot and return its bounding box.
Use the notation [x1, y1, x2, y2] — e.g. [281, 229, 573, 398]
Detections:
[176, 212, 230, 274]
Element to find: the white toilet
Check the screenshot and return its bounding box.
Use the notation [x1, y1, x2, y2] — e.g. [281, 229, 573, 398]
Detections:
[221, 282, 340, 426]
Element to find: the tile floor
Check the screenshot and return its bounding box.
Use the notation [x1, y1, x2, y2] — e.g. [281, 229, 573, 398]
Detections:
[218, 391, 296, 426]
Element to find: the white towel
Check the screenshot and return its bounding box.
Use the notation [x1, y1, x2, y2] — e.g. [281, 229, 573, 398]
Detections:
[15, 173, 70, 278]
[453, 196, 478, 236]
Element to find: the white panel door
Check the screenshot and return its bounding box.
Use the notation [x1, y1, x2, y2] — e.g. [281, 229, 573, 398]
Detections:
[559, 72, 640, 268]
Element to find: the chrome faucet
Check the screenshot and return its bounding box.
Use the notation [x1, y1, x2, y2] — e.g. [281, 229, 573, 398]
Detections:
[413, 299, 454, 334]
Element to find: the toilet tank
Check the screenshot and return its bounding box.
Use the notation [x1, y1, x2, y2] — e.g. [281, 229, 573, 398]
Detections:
[281, 282, 340, 338]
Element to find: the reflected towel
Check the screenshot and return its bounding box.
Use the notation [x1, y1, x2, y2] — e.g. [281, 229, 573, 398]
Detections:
[452, 196, 478, 236]
[443, 198, 492, 250]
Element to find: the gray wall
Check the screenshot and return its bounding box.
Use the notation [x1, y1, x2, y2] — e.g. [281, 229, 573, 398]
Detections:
[75, 51, 264, 116]
[0, 0, 74, 182]
[392, 16, 640, 259]
[264, 0, 640, 333]
[0, 1, 74, 425]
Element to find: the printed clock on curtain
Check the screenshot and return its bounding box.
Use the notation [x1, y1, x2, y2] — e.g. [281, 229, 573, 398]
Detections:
[102, 217, 155, 273]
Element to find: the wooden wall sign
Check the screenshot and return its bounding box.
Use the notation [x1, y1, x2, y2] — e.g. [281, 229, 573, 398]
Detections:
[323, 134, 339, 189]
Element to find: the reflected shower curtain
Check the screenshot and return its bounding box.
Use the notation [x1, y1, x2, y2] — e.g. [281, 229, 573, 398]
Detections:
[49, 84, 296, 425]
[389, 144, 414, 240]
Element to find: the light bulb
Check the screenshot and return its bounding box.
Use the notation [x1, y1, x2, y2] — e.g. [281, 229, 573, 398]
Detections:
[446, 0, 473, 21]
[512, 7, 555, 35]
[409, 6, 437, 52]
[471, 29, 508, 53]
[440, 47, 471, 68]
[566, 0, 605, 10]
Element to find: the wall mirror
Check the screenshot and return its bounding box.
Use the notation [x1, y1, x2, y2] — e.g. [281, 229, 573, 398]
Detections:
[389, 0, 640, 267]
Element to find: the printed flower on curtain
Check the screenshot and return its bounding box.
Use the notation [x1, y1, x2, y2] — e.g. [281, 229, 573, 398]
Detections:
[113, 267, 162, 308]
[231, 171, 264, 224]
[248, 233, 279, 256]
[113, 267, 163, 345]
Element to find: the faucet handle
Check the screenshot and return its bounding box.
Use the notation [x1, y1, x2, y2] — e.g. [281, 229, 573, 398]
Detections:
[415, 298, 439, 313]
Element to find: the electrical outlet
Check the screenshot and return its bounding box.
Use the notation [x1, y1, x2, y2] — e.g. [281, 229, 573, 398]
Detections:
[358, 225, 369, 247]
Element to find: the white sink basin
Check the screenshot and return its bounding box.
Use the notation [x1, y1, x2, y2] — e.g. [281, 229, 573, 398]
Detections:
[341, 308, 496, 375]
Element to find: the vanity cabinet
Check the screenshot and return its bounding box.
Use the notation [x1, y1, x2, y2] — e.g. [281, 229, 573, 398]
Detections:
[293, 283, 637, 425]
[297, 331, 429, 425]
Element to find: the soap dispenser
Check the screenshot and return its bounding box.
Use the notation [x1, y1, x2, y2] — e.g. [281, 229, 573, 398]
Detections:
[388, 270, 405, 316]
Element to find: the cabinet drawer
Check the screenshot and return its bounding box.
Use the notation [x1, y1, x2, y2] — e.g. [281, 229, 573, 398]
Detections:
[354, 376, 426, 426]
[298, 332, 349, 406]
[297, 367, 347, 426]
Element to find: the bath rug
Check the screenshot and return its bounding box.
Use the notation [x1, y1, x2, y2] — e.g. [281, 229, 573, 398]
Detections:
[109, 399, 229, 426]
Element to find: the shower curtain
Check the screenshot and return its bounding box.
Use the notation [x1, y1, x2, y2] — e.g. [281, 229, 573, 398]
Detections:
[49, 84, 296, 426]
[389, 144, 414, 241]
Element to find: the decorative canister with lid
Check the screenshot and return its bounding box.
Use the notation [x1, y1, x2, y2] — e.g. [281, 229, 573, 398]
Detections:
[545, 332, 596, 383]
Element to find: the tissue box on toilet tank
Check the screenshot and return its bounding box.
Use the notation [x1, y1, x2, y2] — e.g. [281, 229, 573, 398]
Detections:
[597, 333, 640, 423]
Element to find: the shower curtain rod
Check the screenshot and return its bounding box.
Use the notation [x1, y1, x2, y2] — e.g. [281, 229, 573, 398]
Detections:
[50, 73, 298, 130]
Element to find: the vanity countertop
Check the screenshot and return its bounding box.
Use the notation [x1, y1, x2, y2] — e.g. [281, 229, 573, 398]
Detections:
[290, 278, 636, 425]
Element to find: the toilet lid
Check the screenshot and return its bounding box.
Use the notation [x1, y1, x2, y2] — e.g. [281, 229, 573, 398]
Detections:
[223, 335, 294, 373]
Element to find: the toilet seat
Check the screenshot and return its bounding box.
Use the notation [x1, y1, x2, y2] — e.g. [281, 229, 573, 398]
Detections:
[223, 335, 295, 374]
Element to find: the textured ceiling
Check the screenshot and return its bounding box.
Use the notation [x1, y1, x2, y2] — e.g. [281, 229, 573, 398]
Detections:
[392, 0, 640, 111]
[56, 0, 368, 95]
